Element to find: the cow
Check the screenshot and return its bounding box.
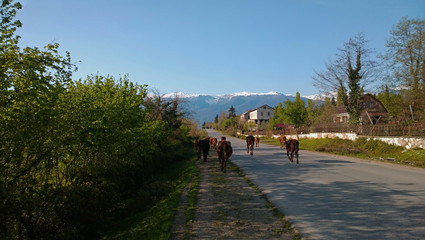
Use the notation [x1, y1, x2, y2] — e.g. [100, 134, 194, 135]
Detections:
[246, 135, 255, 155]
[279, 135, 286, 149]
[217, 137, 232, 173]
[282, 136, 299, 164]
[194, 139, 202, 160]
[209, 137, 217, 149]
[200, 138, 210, 162]
[255, 136, 260, 147]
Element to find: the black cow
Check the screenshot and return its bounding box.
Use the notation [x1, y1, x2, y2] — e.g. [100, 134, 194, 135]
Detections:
[246, 135, 255, 155]
[200, 138, 210, 162]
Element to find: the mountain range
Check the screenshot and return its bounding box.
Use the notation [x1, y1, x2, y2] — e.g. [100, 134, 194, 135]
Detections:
[163, 91, 322, 124]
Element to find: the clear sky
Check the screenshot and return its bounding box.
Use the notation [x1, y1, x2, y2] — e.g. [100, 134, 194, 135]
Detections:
[16, 0, 425, 96]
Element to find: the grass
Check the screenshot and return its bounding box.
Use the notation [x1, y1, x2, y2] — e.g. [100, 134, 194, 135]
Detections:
[262, 135, 425, 168]
[183, 171, 200, 239]
[102, 157, 199, 240]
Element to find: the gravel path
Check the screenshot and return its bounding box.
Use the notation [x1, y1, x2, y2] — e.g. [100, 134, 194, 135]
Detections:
[172, 150, 297, 239]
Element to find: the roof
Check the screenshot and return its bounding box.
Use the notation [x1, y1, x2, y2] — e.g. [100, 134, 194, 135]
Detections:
[334, 94, 389, 115]
[335, 104, 347, 114]
[241, 105, 274, 116]
[252, 104, 274, 111]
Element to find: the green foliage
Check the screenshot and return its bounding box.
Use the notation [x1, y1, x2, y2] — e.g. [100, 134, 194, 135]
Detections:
[314, 97, 337, 124]
[103, 158, 198, 240]
[270, 92, 307, 128]
[376, 85, 402, 118]
[0, 2, 195, 238]
[353, 137, 404, 154]
[243, 121, 257, 131]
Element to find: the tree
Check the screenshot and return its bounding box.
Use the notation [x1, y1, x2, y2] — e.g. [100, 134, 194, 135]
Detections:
[382, 17, 425, 121]
[306, 99, 321, 126]
[1, 1, 78, 237]
[376, 85, 402, 119]
[0, 1, 194, 238]
[315, 97, 337, 124]
[228, 105, 236, 118]
[313, 33, 378, 124]
[271, 92, 307, 128]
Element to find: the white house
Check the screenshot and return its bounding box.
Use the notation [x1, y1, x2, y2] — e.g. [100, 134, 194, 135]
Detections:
[240, 104, 275, 124]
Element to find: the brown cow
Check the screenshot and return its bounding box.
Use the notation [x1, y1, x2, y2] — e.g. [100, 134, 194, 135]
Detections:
[217, 137, 232, 173]
[255, 136, 260, 147]
[279, 135, 286, 149]
[282, 136, 299, 164]
[194, 139, 202, 160]
[209, 137, 217, 149]
[246, 135, 255, 155]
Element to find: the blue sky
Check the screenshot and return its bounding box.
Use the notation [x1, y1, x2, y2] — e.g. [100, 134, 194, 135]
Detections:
[16, 0, 425, 96]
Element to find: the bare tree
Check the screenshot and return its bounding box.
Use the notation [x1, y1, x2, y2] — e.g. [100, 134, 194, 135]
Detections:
[313, 33, 378, 123]
[381, 17, 425, 121]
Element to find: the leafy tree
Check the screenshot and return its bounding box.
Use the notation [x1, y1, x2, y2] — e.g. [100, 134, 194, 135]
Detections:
[376, 85, 403, 120]
[315, 97, 337, 124]
[214, 114, 218, 123]
[271, 92, 307, 128]
[313, 33, 377, 124]
[306, 99, 321, 126]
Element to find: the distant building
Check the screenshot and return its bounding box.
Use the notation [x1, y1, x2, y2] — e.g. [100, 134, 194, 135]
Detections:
[333, 94, 389, 124]
[240, 104, 275, 124]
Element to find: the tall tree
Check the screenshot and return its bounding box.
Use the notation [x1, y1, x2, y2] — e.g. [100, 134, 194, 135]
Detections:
[228, 105, 236, 118]
[382, 17, 425, 121]
[313, 33, 377, 124]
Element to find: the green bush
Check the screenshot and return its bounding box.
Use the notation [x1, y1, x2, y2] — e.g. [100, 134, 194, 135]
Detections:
[354, 138, 403, 154]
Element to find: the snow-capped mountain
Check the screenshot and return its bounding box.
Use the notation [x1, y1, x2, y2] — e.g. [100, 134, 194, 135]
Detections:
[162, 91, 320, 124]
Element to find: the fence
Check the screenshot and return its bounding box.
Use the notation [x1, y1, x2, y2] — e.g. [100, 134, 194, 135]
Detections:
[245, 123, 425, 137]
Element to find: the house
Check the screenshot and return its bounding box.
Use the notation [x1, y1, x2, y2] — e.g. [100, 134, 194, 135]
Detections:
[333, 94, 389, 124]
[240, 104, 275, 124]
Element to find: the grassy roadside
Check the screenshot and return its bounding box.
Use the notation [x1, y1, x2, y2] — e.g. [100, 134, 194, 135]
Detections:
[182, 169, 200, 239]
[102, 157, 199, 240]
[261, 136, 425, 168]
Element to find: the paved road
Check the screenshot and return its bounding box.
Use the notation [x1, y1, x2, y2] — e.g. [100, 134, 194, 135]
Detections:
[207, 130, 425, 239]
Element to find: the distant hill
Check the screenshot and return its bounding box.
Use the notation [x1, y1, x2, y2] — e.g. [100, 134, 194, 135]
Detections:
[163, 91, 318, 124]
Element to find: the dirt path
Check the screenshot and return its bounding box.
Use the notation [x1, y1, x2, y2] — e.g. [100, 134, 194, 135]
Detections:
[171, 151, 297, 239]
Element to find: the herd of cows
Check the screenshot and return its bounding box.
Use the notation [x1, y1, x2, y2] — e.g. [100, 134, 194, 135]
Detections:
[194, 134, 300, 172]
[194, 136, 233, 172]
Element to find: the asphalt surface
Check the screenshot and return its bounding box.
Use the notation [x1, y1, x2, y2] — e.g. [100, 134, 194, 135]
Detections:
[207, 129, 425, 240]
